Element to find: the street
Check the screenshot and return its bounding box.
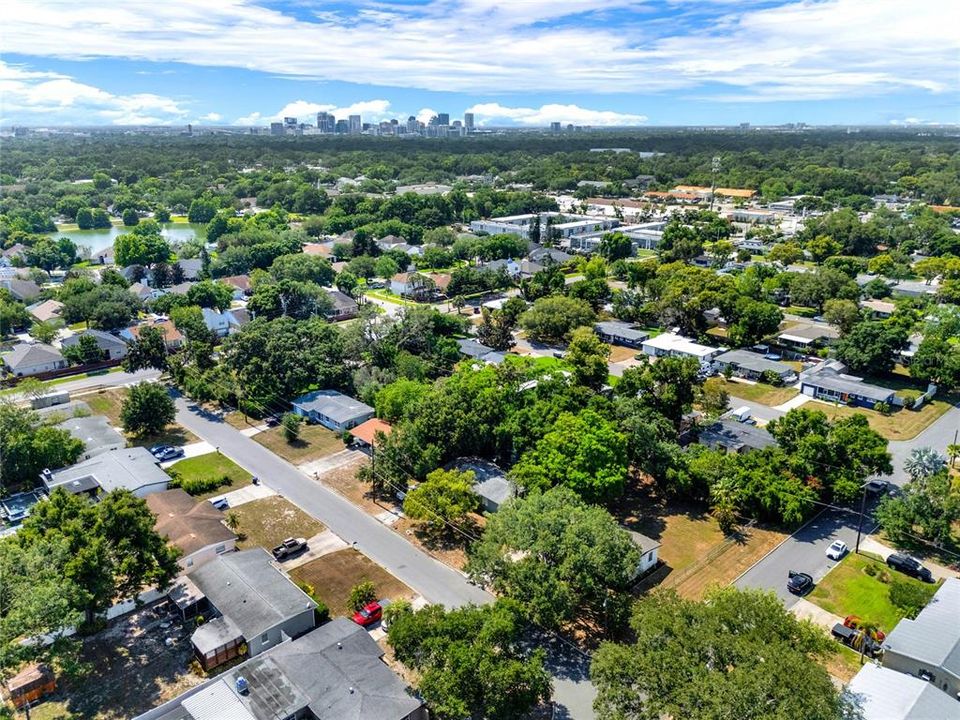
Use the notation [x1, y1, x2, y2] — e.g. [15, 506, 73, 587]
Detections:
[171, 393, 597, 719]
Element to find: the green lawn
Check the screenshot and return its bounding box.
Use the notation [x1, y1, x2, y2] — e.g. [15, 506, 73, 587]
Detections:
[808, 553, 941, 634]
[362, 289, 418, 306]
[166, 452, 253, 500]
[813, 399, 954, 441]
[705, 376, 799, 407]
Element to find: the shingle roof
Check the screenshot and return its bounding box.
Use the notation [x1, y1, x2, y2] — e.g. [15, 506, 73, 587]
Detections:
[846, 663, 959, 720]
[45, 446, 169, 495]
[291, 390, 373, 425]
[3, 342, 64, 371]
[714, 349, 795, 376]
[801, 370, 894, 403]
[882, 577, 960, 680]
[1, 278, 41, 301]
[146, 489, 237, 557]
[188, 548, 316, 641]
[26, 299, 64, 322]
[595, 321, 649, 343]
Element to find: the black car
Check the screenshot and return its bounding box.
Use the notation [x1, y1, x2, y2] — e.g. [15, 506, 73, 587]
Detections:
[886, 553, 934, 582]
[831, 623, 881, 657]
[787, 570, 814, 595]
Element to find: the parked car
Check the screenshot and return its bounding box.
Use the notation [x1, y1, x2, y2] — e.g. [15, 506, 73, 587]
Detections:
[826, 540, 848, 560]
[209, 497, 229, 510]
[272, 537, 308, 560]
[265, 416, 280, 427]
[844, 615, 886, 642]
[886, 553, 934, 582]
[149, 445, 184, 462]
[352, 601, 382, 627]
[865, 479, 891, 494]
[787, 570, 814, 595]
[831, 623, 881, 656]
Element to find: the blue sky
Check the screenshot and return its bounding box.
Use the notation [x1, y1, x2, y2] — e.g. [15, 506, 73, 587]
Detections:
[2, 0, 957, 127]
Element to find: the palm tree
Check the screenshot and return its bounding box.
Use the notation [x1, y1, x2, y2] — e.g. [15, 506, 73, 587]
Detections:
[709, 479, 740, 535]
[947, 443, 960, 468]
[903, 446, 947, 483]
[852, 619, 881, 665]
[225, 511, 239, 530]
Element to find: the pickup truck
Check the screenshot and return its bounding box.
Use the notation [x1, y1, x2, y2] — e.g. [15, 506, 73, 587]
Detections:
[272, 537, 308, 560]
[831, 623, 881, 657]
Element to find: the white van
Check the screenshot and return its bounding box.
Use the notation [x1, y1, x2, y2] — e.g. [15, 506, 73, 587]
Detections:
[730, 406, 752, 423]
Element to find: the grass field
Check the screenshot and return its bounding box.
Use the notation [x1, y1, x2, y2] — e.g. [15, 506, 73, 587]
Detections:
[290, 548, 414, 617]
[812, 398, 953, 441]
[808, 553, 941, 633]
[230, 496, 325, 551]
[705, 376, 799, 407]
[166, 452, 253, 500]
[253, 423, 344, 465]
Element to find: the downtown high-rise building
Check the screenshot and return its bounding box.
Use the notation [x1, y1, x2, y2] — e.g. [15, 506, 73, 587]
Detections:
[464, 112, 474, 130]
[348, 115, 362, 133]
[317, 112, 335, 133]
[436, 112, 450, 126]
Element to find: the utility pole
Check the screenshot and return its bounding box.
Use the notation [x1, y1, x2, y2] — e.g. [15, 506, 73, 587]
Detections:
[709, 156, 721, 212]
[855, 483, 869, 554]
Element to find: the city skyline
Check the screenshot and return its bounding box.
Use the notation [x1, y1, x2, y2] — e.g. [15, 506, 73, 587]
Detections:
[1, 0, 958, 128]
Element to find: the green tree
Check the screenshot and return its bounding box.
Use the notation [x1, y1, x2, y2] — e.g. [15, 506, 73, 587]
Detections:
[403, 467, 479, 533]
[187, 198, 218, 224]
[120, 381, 176, 437]
[728, 297, 783, 347]
[909, 335, 960, 392]
[591, 588, 847, 720]
[62, 333, 105, 365]
[374, 378, 430, 423]
[122, 325, 169, 372]
[76, 207, 94, 230]
[0, 402, 84, 489]
[18, 489, 180, 625]
[247, 278, 333, 320]
[566, 326, 610, 389]
[121, 208, 140, 226]
[823, 298, 862, 334]
[28, 320, 59, 345]
[767, 241, 804, 266]
[519, 295, 596, 344]
[806, 234, 842, 263]
[186, 279, 234, 312]
[597, 231, 633, 261]
[269, 253, 335, 286]
[466, 487, 640, 629]
[876, 471, 960, 550]
[348, 581, 377, 612]
[387, 600, 551, 720]
[617, 356, 702, 430]
[281, 411, 302, 443]
[835, 321, 908, 375]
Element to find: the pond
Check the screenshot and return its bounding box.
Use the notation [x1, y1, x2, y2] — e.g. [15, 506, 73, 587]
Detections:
[47, 223, 207, 252]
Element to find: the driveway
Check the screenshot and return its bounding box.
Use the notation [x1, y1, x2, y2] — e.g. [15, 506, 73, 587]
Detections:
[727, 394, 785, 424]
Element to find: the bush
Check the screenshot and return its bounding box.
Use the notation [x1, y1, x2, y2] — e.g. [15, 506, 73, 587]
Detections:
[889, 579, 934, 619]
[281, 412, 302, 443]
[169, 472, 232, 496]
[863, 563, 878, 577]
[760, 369, 784, 387]
[348, 581, 377, 611]
[874, 401, 891, 415]
[382, 598, 412, 628]
[295, 580, 331, 623]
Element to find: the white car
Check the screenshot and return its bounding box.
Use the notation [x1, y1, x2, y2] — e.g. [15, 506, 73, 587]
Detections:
[826, 540, 848, 560]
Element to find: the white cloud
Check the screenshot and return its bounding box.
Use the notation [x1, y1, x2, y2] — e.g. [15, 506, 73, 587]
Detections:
[466, 103, 647, 126]
[416, 108, 438, 124]
[0, 60, 188, 125]
[233, 99, 394, 125]
[197, 112, 222, 122]
[2, 0, 955, 102]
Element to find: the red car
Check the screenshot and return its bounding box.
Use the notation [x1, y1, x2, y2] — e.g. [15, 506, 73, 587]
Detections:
[844, 615, 886, 642]
[352, 601, 382, 627]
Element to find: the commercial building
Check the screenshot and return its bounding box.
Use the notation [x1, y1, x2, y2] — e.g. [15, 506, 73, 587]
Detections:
[469, 212, 618, 241]
[464, 112, 474, 129]
[316, 111, 335, 133]
[348, 115, 362, 133]
[567, 221, 666, 253]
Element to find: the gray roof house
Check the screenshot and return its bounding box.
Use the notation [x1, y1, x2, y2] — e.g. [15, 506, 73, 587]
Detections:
[594, 321, 649, 349]
[135, 619, 426, 720]
[56, 415, 126, 460]
[291, 390, 375, 431]
[177, 258, 204, 280]
[61, 329, 129, 360]
[777, 322, 840, 349]
[881, 577, 960, 701]
[3, 343, 67, 377]
[42, 446, 170, 498]
[171, 548, 317, 671]
[698, 419, 777, 454]
[713, 349, 797, 382]
[800, 361, 896, 409]
[1, 278, 41, 302]
[452, 458, 516, 512]
[455, 338, 507, 365]
[626, 529, 661, 578]
[326, 289, 359, 321]
[845, 663, 960, 720]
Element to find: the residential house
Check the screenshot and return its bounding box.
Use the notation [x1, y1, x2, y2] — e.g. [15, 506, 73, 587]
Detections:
[528, 245, 572, 265]
[122, 320, 184, 350]
[128, 281, 164, 302]
[881, 577, 960, 700]
[845, 663, 960, 720]
[326, 289, 359, 321]
[390, 272, 421, 297]
[26, 299, 64, 323]
[481, 258, 521, 278]
[641, 333, 723, 362]
[2, 343, 67, 377]
[135, 618, 426, 720]
[713, 349, 797, 383]
[56, 415, 126, 460]
[227, 307, 252, 329]
[800, 361, 896, 408]
[777, 322, 840, 351]
[42, 446, 171, 498]
[626, 529, 661, 578]
[167, 281, 196, 296]
[697, 419, 776, 454]
[219, 275, 253, 299]
[177, 258, 204, 280]
[0, 243, 27, 266]
[61, 328, 129, 360]
[349, 418, 393, 451]
[170, 548, 317, 670]
[861, 298, 896, 319]
[201, 307, 232, 337]
[92, 246, 115, 265]
[455, 338, 507, 365]
[0, 278, 41, 302]
[146, 489, 237, 572]
[595, 321, 649, 349]
[302, 242, 333, 257]
[291, 390, 375, 431]
[452, 458, 516, 513]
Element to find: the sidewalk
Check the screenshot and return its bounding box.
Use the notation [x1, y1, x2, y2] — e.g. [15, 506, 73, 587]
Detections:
[791, 597, 844, 630]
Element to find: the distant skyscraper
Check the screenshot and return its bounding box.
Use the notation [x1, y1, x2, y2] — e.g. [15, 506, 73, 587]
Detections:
[464, 112, 474, 130]
[436, 113, 450, 126]
[348, 115, 362, 133]
[335, 119, 349, 134]
[270, 122, 284, 136]
[284, 116, 297, 127]
[550, 121, 562, 132]
[317, 112, 335, 133]
[407, 116, 419, 134]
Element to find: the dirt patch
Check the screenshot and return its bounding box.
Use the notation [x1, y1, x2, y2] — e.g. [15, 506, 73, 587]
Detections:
[29, 603, 201, 720]
[606, 344, 639, 363]
[290, 548, 414, 617]
[230, 496, 326, 551]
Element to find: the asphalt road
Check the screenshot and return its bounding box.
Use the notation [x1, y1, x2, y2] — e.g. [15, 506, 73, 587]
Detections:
[6, 367, 162, 404]
[171, 393, 597, 718]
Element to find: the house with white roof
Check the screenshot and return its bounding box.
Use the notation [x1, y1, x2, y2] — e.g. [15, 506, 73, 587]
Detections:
[641, 333, 723, 362]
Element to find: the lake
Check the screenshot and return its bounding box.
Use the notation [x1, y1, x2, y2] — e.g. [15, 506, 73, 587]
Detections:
[47, 223, 207, 252]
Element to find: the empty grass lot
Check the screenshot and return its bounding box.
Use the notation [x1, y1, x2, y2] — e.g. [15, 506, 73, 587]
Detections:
[812, 398, 953, 441]
[165, 452, 253, 500]
[290, 548, 413, 617]
[82, 388, 199, 447]
[253, 423, 344, 465]
[808, 553, 941, 634]
[230, 496, 325, 551]
[705, 376, 799, 407]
